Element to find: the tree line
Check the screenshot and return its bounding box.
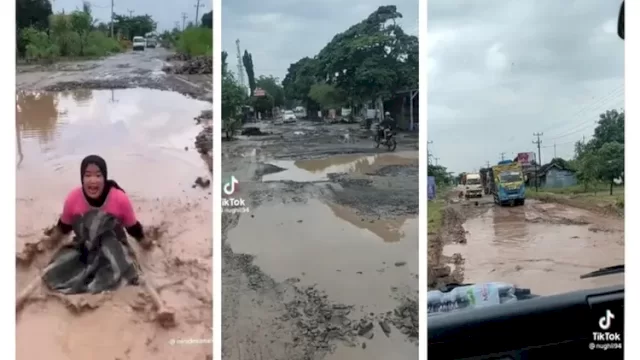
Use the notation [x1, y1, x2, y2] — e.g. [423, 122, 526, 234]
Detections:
[17, 0, 157, 62]
[158, 11, 212, 57]
[428, 108, 625, 195]
[221, 5, 417, 137]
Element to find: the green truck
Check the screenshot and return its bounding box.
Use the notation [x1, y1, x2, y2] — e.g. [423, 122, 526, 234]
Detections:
[490, 160, 526, 206]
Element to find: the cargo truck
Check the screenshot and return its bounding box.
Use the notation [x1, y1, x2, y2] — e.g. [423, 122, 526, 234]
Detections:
[464, 173, 483, 198]
[490, 160, 526, 206]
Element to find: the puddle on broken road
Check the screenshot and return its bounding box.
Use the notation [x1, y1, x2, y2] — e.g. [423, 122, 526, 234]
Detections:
[228, 199, 417, 312]
[443, 200, 624, 296]
[262, 151, 417, 182]
[228, 199, 418, 359]
[16, 89, 213, 360]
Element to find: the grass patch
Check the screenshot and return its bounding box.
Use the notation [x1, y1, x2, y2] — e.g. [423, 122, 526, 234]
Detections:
[526, 184, 624, 216]
[176, 27, 212, 56]
[428, 200, 445, 234]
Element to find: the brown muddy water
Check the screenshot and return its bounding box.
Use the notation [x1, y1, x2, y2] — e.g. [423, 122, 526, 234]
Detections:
[443, 199, 624, 296]
[262, 151, 418, 182]
[16, 89, 213, 360]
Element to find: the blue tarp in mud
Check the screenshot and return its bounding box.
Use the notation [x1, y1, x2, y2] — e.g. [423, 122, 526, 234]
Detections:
[428, 176, 436, 200]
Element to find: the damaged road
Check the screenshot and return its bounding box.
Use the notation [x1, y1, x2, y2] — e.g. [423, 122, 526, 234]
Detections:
[222, 121, 419, 359]
[428, 187, 624, 295]
[16, 48, 213, 360]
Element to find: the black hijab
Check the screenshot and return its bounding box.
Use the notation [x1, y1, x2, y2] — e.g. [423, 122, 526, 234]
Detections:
[80, 155, 124, 208]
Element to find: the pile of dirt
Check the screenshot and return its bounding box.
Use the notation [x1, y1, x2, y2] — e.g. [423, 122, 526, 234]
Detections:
[166, 53, 191, 61]
[164, 56, 212, 74]
[390, 297, 418, 339]
[428, 205, 467, 290]
[241, 127, 270, 136]
[194, 109, 212, 124]
[283, 283, 417, 356]
[195, 126, 213, 155]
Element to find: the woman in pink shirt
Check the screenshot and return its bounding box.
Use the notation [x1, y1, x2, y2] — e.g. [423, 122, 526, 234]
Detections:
[45, 155, 152, 249]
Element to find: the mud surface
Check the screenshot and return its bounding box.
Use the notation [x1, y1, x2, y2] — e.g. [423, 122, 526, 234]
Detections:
[428, 186, 624, 295]
[222, 121, 419, 359]
[16, 47, 212, 102]
[16, 88, 213, 359]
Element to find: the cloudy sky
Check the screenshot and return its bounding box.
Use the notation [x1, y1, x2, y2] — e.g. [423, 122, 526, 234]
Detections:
[222, 0, 418, 82]
[54, 0, 210, 32]
[428, 0, 624, 174]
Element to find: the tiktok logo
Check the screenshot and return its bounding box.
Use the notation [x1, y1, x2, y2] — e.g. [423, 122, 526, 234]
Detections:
[599, 309, 615, 330]
[223, 175, 239, 196]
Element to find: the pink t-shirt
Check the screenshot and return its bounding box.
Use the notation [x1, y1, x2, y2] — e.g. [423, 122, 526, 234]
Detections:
[60, 186, 138, 227]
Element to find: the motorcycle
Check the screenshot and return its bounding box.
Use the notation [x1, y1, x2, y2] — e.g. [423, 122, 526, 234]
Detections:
[373, 124, 397, 151]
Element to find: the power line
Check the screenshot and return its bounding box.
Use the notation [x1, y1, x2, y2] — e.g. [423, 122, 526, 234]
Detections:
[532, 132, 543, 191]
[181, 13, 188, 31]
[194, 0, 205, 27]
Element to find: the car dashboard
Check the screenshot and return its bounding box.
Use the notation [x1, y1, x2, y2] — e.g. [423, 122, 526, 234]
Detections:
[428, 285, 624, 359]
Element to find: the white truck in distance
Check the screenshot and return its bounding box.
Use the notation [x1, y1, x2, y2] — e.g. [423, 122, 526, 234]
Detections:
[464, 173, 483, 198]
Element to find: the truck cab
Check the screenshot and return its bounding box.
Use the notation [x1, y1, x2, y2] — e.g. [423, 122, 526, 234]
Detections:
[491, 161, 526, 206]
[464, 173, 483, 198]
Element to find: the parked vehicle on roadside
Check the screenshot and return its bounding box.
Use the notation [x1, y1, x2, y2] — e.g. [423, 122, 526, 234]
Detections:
[146, 36, 157, 48]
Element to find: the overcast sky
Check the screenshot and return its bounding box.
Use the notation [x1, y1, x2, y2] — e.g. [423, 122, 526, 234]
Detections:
[54, 0, 210, 32]
[222, 0, 418, 82]
[428, 0, 624, 174]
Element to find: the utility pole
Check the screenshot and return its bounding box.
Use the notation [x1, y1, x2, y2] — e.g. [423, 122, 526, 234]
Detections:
[181, 13, 188, 31]
[194, 0, 205, 27]
[427, 140, 433, 165]
[486, 161, 490, 168]
[434, 157, 440, 166]
[127, 9, 134, 17]
[110, 0, 114, 38]
[553, 142, 557, 158]
[533, 132, 543, 192]
[499, 152, 505, 161]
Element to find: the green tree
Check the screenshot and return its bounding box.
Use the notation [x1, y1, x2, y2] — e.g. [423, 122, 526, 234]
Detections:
[113, 14, 156, 40]
[221, 52, 247, 140]
[576, 151, 600, 192]
[17, 0, 53, 55]
[597, 141, 624, 195]
[201, 11, 212, 29]
[255, 75, 284, 107]
[308, 82, 346, 110]
[242, 50, 256, 95]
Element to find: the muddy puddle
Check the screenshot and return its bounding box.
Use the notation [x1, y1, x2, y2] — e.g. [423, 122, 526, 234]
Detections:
[228, 199, 417, 311]
[443, 201, 624, 296]
[16, 89, 213, 360]
[262, 151, 418, 182]
[227, 199, 417, 359]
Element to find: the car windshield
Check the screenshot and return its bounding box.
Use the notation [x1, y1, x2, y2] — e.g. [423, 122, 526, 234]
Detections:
[499, 171, 521, 183]
[466, 178, 480, 185]
[428, 1, 624, 300]
[133, 37, 144, 42]
[284, 111, 293, 115]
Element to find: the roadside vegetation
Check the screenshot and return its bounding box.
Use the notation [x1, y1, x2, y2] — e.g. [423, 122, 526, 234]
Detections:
[17, 0, 157, 63]
[529, 109, 624, 215]
[159, 11, 212, 57]
[221, 5, 417, 138]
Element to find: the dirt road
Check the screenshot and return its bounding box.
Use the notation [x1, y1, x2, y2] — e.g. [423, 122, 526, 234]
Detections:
[16, 49, 213, 360]
[221, 121, 419, 359]
[429, 187, 624, 296]
[17, 47, 212, 101]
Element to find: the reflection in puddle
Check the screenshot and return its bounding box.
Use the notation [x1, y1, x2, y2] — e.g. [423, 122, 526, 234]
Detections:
[262, 152, 418, 182]
[227, 199, 418, 311]
[16, 89, 211, 198]
[443, 203, 624, 296]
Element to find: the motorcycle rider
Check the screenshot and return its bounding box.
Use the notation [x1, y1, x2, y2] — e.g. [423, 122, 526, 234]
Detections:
[378, 111, 396, 141]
